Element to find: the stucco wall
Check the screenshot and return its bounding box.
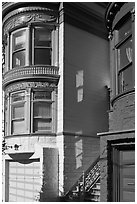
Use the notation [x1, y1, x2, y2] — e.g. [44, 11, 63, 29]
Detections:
[64, 23, 110, 135]
[62, 23, 110, 193]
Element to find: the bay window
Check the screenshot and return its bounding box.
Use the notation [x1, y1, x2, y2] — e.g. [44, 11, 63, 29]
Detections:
[32, 91, 52, 133]
[9, 25, 57, 69]
[6, 89, 55, 136]
[115, 16, 134, 94]
[11, 92, 25, 134]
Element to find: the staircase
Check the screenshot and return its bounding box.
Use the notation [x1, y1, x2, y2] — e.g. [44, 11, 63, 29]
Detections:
[61, 156, 100, 202]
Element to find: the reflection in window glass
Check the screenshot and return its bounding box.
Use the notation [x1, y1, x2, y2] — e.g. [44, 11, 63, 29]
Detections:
[34, 48, 51, 65]
[34, 119, 51, 132]
[13, 29, 26, 51]
[35, 28, 51, 47]
[118, 18, 132, 42]
[12, 92, 25, 102]
[118, 65, 133, 93]
[12, 105, 24, 119]
[12, 120, 25, 134]
[12, 50, 26, 67]
[34, 102, 51, 118]
[118, 38, 132, 70]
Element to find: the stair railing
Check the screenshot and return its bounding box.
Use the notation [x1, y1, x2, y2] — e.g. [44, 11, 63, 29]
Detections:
[64, 156, 100, 200]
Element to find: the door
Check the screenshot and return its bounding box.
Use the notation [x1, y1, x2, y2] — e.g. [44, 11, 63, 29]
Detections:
[8, 159, 40, 202]
[112, 144, 135, 202]
[119, 150, 135, 202]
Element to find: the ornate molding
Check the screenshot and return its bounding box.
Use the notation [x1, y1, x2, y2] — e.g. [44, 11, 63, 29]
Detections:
[3, 8, 58, 34]
[3, 65, 60, 88]
[5, 81, 57, 94]
[3, 5, 57, 21]
[105, 2, 125, 31]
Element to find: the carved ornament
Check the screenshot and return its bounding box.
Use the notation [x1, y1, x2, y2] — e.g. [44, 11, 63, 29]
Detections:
[3, 7, 58, 35]
[5, 82, 57, 94]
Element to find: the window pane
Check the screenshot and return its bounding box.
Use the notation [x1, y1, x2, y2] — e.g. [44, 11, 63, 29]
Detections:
[34, 102, 51, 118]
[118, 18, 132, 42]
[33, 119, 51, 132]
[12, 120, 25, 134]
[13, 50, 26, 67]
[12, 92, 25, 102]
[13, 30, 26, 51]
[118, 38, 132, 70]
[35, 28, 51, 47]
[118, 65, 133, 93]
[34, 48, 51, 65]
[33, 91, 51, 100]
[12, 105, 24, 119]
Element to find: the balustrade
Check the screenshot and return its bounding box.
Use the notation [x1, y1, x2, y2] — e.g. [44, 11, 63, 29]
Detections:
[3, 65, 59, 87]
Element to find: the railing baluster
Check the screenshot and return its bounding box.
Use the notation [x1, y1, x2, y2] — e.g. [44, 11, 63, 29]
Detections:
[63, 157, 100, 201]
[3, 65, 59, 87]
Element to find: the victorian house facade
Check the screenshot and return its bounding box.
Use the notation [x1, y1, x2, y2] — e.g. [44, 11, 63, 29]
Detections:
[2, 2, 135, 202]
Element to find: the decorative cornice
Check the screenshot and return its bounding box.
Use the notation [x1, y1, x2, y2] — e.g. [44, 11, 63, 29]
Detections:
[2, 2, 59, 18]
[105, 2, 125, 31]
[3, 7, 58, 35]
[105, 2, 135, 32]
[3, 65, 60, 89]
[5, 81, 57, 94]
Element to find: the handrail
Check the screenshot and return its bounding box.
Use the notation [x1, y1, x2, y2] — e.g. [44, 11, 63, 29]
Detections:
[64, 156, 100, 199]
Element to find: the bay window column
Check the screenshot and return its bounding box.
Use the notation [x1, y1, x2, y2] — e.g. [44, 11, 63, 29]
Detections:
[26, 88, 31, 133]
[131, 9, 135, 88]
[26, 26, 30, 66]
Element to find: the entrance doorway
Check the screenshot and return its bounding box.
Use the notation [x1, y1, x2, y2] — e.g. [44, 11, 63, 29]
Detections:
[112, 143, 135, 202]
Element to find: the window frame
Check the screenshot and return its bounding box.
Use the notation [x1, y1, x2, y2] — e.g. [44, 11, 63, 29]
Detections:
[9, 24, 58, 70]
[114, 15, 134, 94]
[10, 91, 26, 135]
[31, 89, 53, 133]
[32, 26, 52, 65]
[10, 28, 29, 69]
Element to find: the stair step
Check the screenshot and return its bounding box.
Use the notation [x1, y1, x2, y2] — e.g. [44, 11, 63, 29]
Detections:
[92, 187, 100, 190]
[91, 193, 100, 196]
[91, 198, 100, 202]
[64, 158, 101, 202]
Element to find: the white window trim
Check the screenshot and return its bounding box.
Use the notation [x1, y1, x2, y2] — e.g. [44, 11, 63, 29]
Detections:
[10, 91, 26, 135]
[10, 28, 29, 69]
[31, 90, 53, 133]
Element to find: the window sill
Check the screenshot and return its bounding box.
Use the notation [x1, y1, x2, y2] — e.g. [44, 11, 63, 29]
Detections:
[5, 132, 56, 138]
